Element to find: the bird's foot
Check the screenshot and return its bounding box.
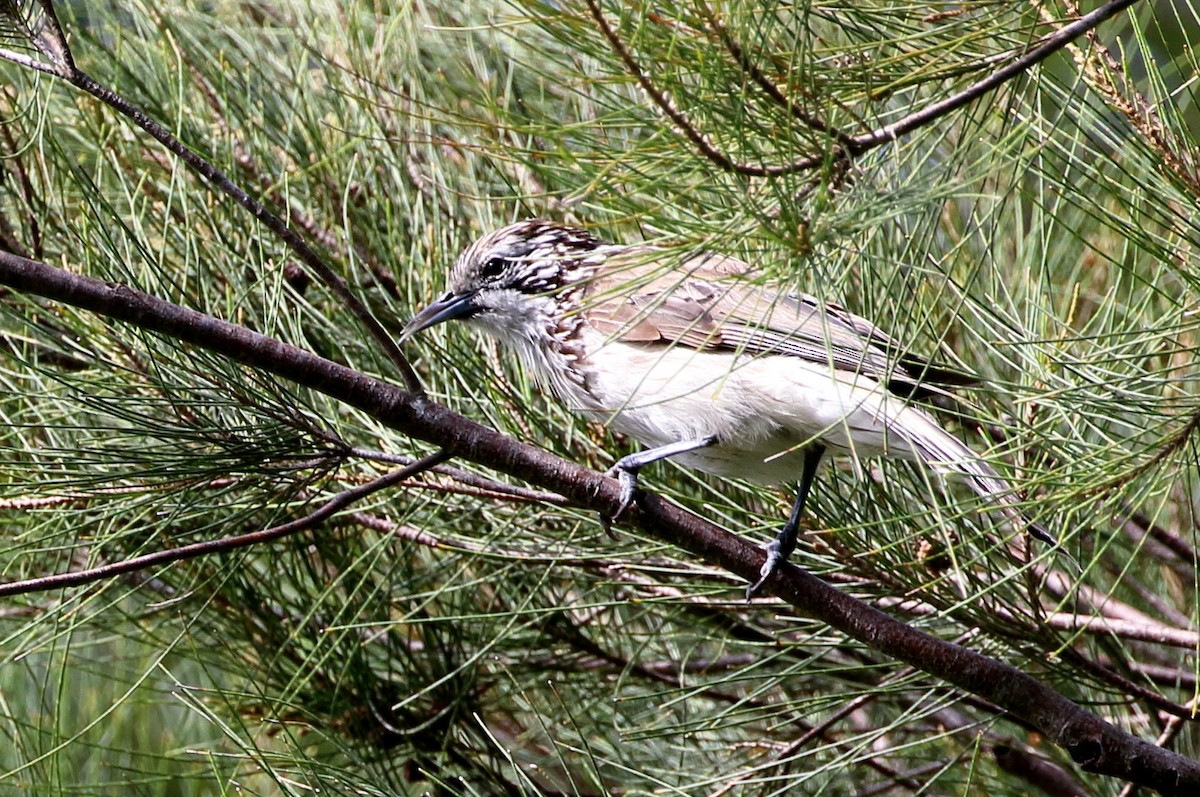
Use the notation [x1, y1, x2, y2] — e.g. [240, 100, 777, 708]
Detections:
[595, 437, 719, 539]
[745, 540, 784, 600]
[598, 463, 639, 539]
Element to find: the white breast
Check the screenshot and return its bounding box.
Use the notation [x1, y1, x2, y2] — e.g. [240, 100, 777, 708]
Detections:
[559, 333, 949, 484]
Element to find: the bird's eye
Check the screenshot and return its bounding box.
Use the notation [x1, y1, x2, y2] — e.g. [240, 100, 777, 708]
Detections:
[479, 257, 507, 279]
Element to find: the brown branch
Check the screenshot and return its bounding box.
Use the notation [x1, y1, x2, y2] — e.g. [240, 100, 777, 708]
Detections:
[994, 744, 1090, 797]
[0, 1, 420, 389]
[880, 596, 1200, 652]
[1117, 698, 1200, 797]
[585, 0, 1141, 177]
[0, 451, 449, 598]
[695, 3, 855, 146]
[0, 250, 1196, 794]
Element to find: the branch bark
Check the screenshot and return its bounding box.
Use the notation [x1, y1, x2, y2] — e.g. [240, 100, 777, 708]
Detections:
[0, 248, 1196, 795]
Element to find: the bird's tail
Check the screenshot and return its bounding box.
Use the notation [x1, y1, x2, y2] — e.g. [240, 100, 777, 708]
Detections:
[889, 403, 1055, 545]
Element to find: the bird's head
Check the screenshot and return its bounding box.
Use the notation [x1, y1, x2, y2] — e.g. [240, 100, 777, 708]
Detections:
[400, 220, 606, 346]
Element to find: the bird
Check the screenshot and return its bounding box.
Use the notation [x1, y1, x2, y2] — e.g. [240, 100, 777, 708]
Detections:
[399, 219, 1053, 598]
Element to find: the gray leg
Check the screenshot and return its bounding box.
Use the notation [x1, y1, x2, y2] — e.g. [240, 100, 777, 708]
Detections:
[600, 435, 719, 536]
[747, 444, 826, 599]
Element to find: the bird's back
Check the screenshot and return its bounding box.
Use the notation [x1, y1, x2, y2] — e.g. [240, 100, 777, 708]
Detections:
[579, 247, 975, 402]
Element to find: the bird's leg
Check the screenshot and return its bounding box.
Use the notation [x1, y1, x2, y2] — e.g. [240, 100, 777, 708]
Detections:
[747, 444, 826, 599]
[599, 435, 719, 537]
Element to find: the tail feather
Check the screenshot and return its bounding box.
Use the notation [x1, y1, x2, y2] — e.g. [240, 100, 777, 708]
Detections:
[894, 404, 1054, 544]
[956, 453, 1056, 545]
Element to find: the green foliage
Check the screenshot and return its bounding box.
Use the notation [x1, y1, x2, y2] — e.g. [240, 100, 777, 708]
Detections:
[0, 0, 1197, 795]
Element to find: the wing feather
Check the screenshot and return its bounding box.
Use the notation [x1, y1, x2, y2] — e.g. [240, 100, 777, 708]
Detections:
[581, 248, 974, 400]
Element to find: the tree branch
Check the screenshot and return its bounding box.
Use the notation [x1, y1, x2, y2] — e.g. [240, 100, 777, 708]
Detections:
[61, 68, 423, 394]
[0, 451, 449, 598]
[0, 0, 422, 390]
[585, 0, 1141, 177]
[694, 2, 856, 147]
[0, 248, 1196, 794]
[846, 0, 1140, 152]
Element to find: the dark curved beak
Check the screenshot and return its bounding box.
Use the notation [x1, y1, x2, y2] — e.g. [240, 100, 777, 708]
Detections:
[398, 291, 478, 344]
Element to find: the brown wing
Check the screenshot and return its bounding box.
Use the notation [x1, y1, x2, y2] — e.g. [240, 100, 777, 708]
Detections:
[582, 248, 975, 400]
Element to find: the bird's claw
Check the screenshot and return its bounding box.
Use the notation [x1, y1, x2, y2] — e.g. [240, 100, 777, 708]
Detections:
[598, 464, 639, 539]
[745, 540, 783, 600]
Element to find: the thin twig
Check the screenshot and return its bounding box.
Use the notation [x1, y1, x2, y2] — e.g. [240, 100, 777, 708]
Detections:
[1117, 662, 1197, 693]
[583, 0, 756, 174]
[1063, 645, 1197, 721]
[848, 0, 1139, 151]
[695, 2, 854, 146]
[1043, 570, 1195, 638]
[1080, 412, 1200, 501]
[880, 596, 1200, 651]
[63, 69, 423, 393]
[586, 0, 1141, 177]
[853, 764, 950, 797]
[344, 446, 569, 505]
[0, 0, 74, 77]
[0, 102, 40, 258]
[179, 56, 393, 291]
[0, 450, 450, 599]
[1124, 511, 1200, 570]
